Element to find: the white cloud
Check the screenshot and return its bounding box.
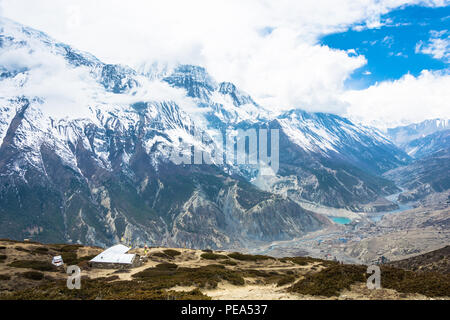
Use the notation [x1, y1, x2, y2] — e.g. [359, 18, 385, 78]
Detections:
[204, 27, 367, 113]
[0, 43, 200, 123]
[416, 30, 450, 62]
[342, 70, 450, 129]
[0, 22, 204, 124]
[0, 44, 104, 120]
[1, 0, 449, 127]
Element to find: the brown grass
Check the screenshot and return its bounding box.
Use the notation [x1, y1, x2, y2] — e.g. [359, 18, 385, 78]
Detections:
[280, 256, 329, 266]
[133, 264, 245, 289]
[380, 266, 450, 297]
[0, 274, 11, 280]
[8, 260, 56, 272]
[219, 260, 237, 266]
[227, 252, 275, 262]
[32, 247, 49, 255]
[289, 264, 367, 297]
[20, 271, 45, 281]
[200, 252, 228, 260]
[0, 278, 211, 300]
[162, 249, 181, 258]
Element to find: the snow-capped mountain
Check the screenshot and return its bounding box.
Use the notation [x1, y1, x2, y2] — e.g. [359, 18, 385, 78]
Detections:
[0, 18, 410, 246]
[150, 65, 410, 210]
[383, 120, 450, 202]
[160, 64, 271, 127]
[384, 147, 450, 203]
[387, 119, 450, 147]
[401, 129, 450, 159]
[275, 109, 407, 174]
[0, 18, 326, 247]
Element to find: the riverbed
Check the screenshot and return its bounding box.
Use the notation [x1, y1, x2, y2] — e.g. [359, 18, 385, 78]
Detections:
[366, 191, 414, 222]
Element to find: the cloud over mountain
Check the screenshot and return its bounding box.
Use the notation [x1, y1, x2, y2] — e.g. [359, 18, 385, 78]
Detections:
[1, 0, 449, 127]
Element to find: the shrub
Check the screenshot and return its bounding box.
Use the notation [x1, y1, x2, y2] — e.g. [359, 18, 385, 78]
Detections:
[168, 288, 211, 300]
[61, 252, 78, 265]
[155, 263, 178, 270]
[163, 249, 181, 258]
[15, 247, 31, 253]
[0, 239, 40, 244]
[150, 252, 170, 259]
[0, 274, 11, 280]
[289, 264, 367, 297]
[77, 261, 91, 270]
[277, 275, 297, 287]
[103, 275, 120, 282]
[77, 255, 97, 262]
[133, 264, 245, 289]
[280, 256, 325, 266]
[8, 260, 56, 272]
[59, 245, 82, 252]
[150, 250, 181, 260]
[227, 252, 275, 262]
[380, 266, 450, 297]
[32, 247, 49, 254]
[238, 269, 298, 286]
[0, 278, 211, 300]
[20, 271, 44, 281]
[113, 269, 131, 274]
[201, 253, 228, 260]
[0, 246, 6, 250]
[244, 269, 272, 278]
[219, 260, 237, 266]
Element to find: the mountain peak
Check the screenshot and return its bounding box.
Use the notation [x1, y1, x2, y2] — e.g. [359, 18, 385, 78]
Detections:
[387, 118, 450, 146]
[218, 82, 237, 94]
[170, 64, 216, 87]
[217, 82, 258, 108]
[163, 64, 217, 100]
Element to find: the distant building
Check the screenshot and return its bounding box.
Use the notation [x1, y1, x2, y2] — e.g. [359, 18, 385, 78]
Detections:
[376, 255, 389, 265]
[90, 244, 141, 269]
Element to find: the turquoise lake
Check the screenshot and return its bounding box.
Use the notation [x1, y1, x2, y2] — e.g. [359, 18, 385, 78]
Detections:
[329, 216, 352, 225]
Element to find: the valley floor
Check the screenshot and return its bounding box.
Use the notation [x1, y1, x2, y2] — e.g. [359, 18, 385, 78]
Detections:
[248, 191, 450, 265]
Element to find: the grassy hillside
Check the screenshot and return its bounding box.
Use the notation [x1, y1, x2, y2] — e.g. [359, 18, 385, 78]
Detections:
[0, 239, 448, 300]
[387, 246, 450, 274]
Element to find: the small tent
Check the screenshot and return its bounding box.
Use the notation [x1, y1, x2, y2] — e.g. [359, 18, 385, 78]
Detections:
[90, 244, 139, 269]
[52, 255, 64, 267]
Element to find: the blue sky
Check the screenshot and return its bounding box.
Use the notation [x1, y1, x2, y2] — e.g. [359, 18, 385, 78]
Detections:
[321, 5, 450, 89]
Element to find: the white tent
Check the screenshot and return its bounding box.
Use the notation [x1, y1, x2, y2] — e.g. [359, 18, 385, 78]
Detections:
[90, 244, 136, 265]
[52, 255, 64, 267]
